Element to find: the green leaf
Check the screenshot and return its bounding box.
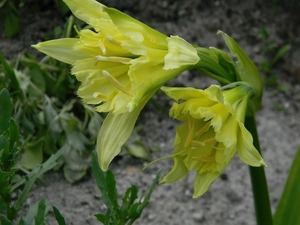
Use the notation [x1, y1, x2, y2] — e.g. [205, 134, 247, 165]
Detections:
[106, 170, 119, 209]
[53, 206, 66, 225]
[272, 44, 291, 64]
[15, 147, 65, 213]
[0, 216, 12, 225]
[273, 148, 300, 225]
[91, 152, 119, 223]
[0, 53, 21, 95]
[19, 140, 43, 170]
[55, 0, 70, 16]
[21, 199, 41, 225]
[0, 88, 13, 134]
[4, 12, 20, 38]
[128, 169, 162, 224]
[8, 119, 20, 151]
[94, 213, 106, 223]
[34, 198, 47, 225]
[27, 68, 46, 97]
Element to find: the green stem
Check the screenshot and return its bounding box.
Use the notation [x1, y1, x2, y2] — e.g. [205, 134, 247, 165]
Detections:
[245, 116, 273, 225]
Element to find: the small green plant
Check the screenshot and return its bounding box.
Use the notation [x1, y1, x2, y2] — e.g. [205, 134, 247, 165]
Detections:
[91, 152, 161, 225]
[259, 27, 291, 87]
[0, 88, 65, 224]
[0, 0, 20, 38]
[0, 0, 70, 38]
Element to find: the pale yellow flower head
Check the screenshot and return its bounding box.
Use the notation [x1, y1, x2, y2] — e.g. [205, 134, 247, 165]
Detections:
[32, 0, 200, 171]
[160, 85, 266, 198]
[32, 0, 199, 115]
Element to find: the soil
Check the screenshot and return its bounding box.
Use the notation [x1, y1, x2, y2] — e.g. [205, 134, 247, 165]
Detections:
[1, 0, 300, 225]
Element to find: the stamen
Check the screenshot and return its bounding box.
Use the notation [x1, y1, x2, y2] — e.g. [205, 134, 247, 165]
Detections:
[142, 149, 186, 171]
[194, 122, 211, 138]
[106, 36, 122, 46]
[93, 92, 107, 100]
[192, 156, 215, 162]
[95, 55, 131, 64]
[98, 41, 106, 55]
[202, 137, 216, 145]
[184, 117, 196, 148]
[213, 142, 225, 150]
[190, 140, 205, 147]
[102, 70, 132, 96]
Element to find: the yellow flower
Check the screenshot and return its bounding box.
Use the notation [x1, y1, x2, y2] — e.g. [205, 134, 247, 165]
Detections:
[32, 0, 199, 171]
[160, 85, 266, 198]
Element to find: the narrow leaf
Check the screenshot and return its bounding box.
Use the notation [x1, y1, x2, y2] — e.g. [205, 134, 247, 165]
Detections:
[0, 88, 13, 134]
[15, 147, 65, 213]
[53, 206, 66, 225]
[0, 216, 12, 225]
[4, 12, 19, 38]
[91, 152, 119, 223]
[272, 44, 291, 64]
[34, 198, 47, 225]
[94, 214, 106, 223]
[273, 148, 300, 225]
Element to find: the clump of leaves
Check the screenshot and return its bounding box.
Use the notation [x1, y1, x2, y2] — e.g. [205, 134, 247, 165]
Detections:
[91, 152, 161, 225]
[259, 27, 291, 88]
[0, 88, 64, 224]
[0, 0, 70, 38]
[0, 50, 103, 183]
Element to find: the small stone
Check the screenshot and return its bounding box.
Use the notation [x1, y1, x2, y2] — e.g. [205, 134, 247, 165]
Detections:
[192, 211, 204, 222]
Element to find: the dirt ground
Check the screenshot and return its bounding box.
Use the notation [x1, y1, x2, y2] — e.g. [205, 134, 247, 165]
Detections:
[1, 0, 300, 224]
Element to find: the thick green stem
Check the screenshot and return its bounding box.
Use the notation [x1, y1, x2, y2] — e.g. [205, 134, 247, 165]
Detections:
[245, 116, 273, 225]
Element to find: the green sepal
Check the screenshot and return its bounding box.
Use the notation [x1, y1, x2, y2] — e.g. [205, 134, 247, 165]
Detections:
[217, 30, 263, 114]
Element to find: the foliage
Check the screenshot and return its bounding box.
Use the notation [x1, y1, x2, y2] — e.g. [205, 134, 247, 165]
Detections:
[0, 88, 64, 224]
[91, 152, 161, 225]
[0, 0, 70, 38]
[259, 27, 291, 88]
[273, 147, 300, 225]
[0, 48, 103, 182]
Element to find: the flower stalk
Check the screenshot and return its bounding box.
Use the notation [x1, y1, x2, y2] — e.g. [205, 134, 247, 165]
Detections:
[245, 116, 273, 225]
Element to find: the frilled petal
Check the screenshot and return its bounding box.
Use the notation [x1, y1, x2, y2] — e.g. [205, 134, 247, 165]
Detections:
[32, 39, 87, 64]
[159, 84, 266, 198]
[164, 36, 200, 70]
[237, 123, 267, 167]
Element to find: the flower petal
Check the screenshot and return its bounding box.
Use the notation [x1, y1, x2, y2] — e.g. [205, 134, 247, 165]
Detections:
[161, 86, 205, 102]
[63, 0, 110, 26]
[32, 38, 87, 64]
[237, 123, 267, 167]
[97, 89, 156, 171]
[160, 155, 189, 183]
[164, 35, 200, 70]
[193, 171, 220, 198]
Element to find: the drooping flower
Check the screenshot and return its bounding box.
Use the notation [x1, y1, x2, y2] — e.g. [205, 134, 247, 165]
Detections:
[32, 0, 200, 170]
[160, 84, 266, 198]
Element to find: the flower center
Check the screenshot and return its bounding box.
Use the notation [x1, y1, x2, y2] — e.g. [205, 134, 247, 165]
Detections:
[183, 117, 223, 164]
